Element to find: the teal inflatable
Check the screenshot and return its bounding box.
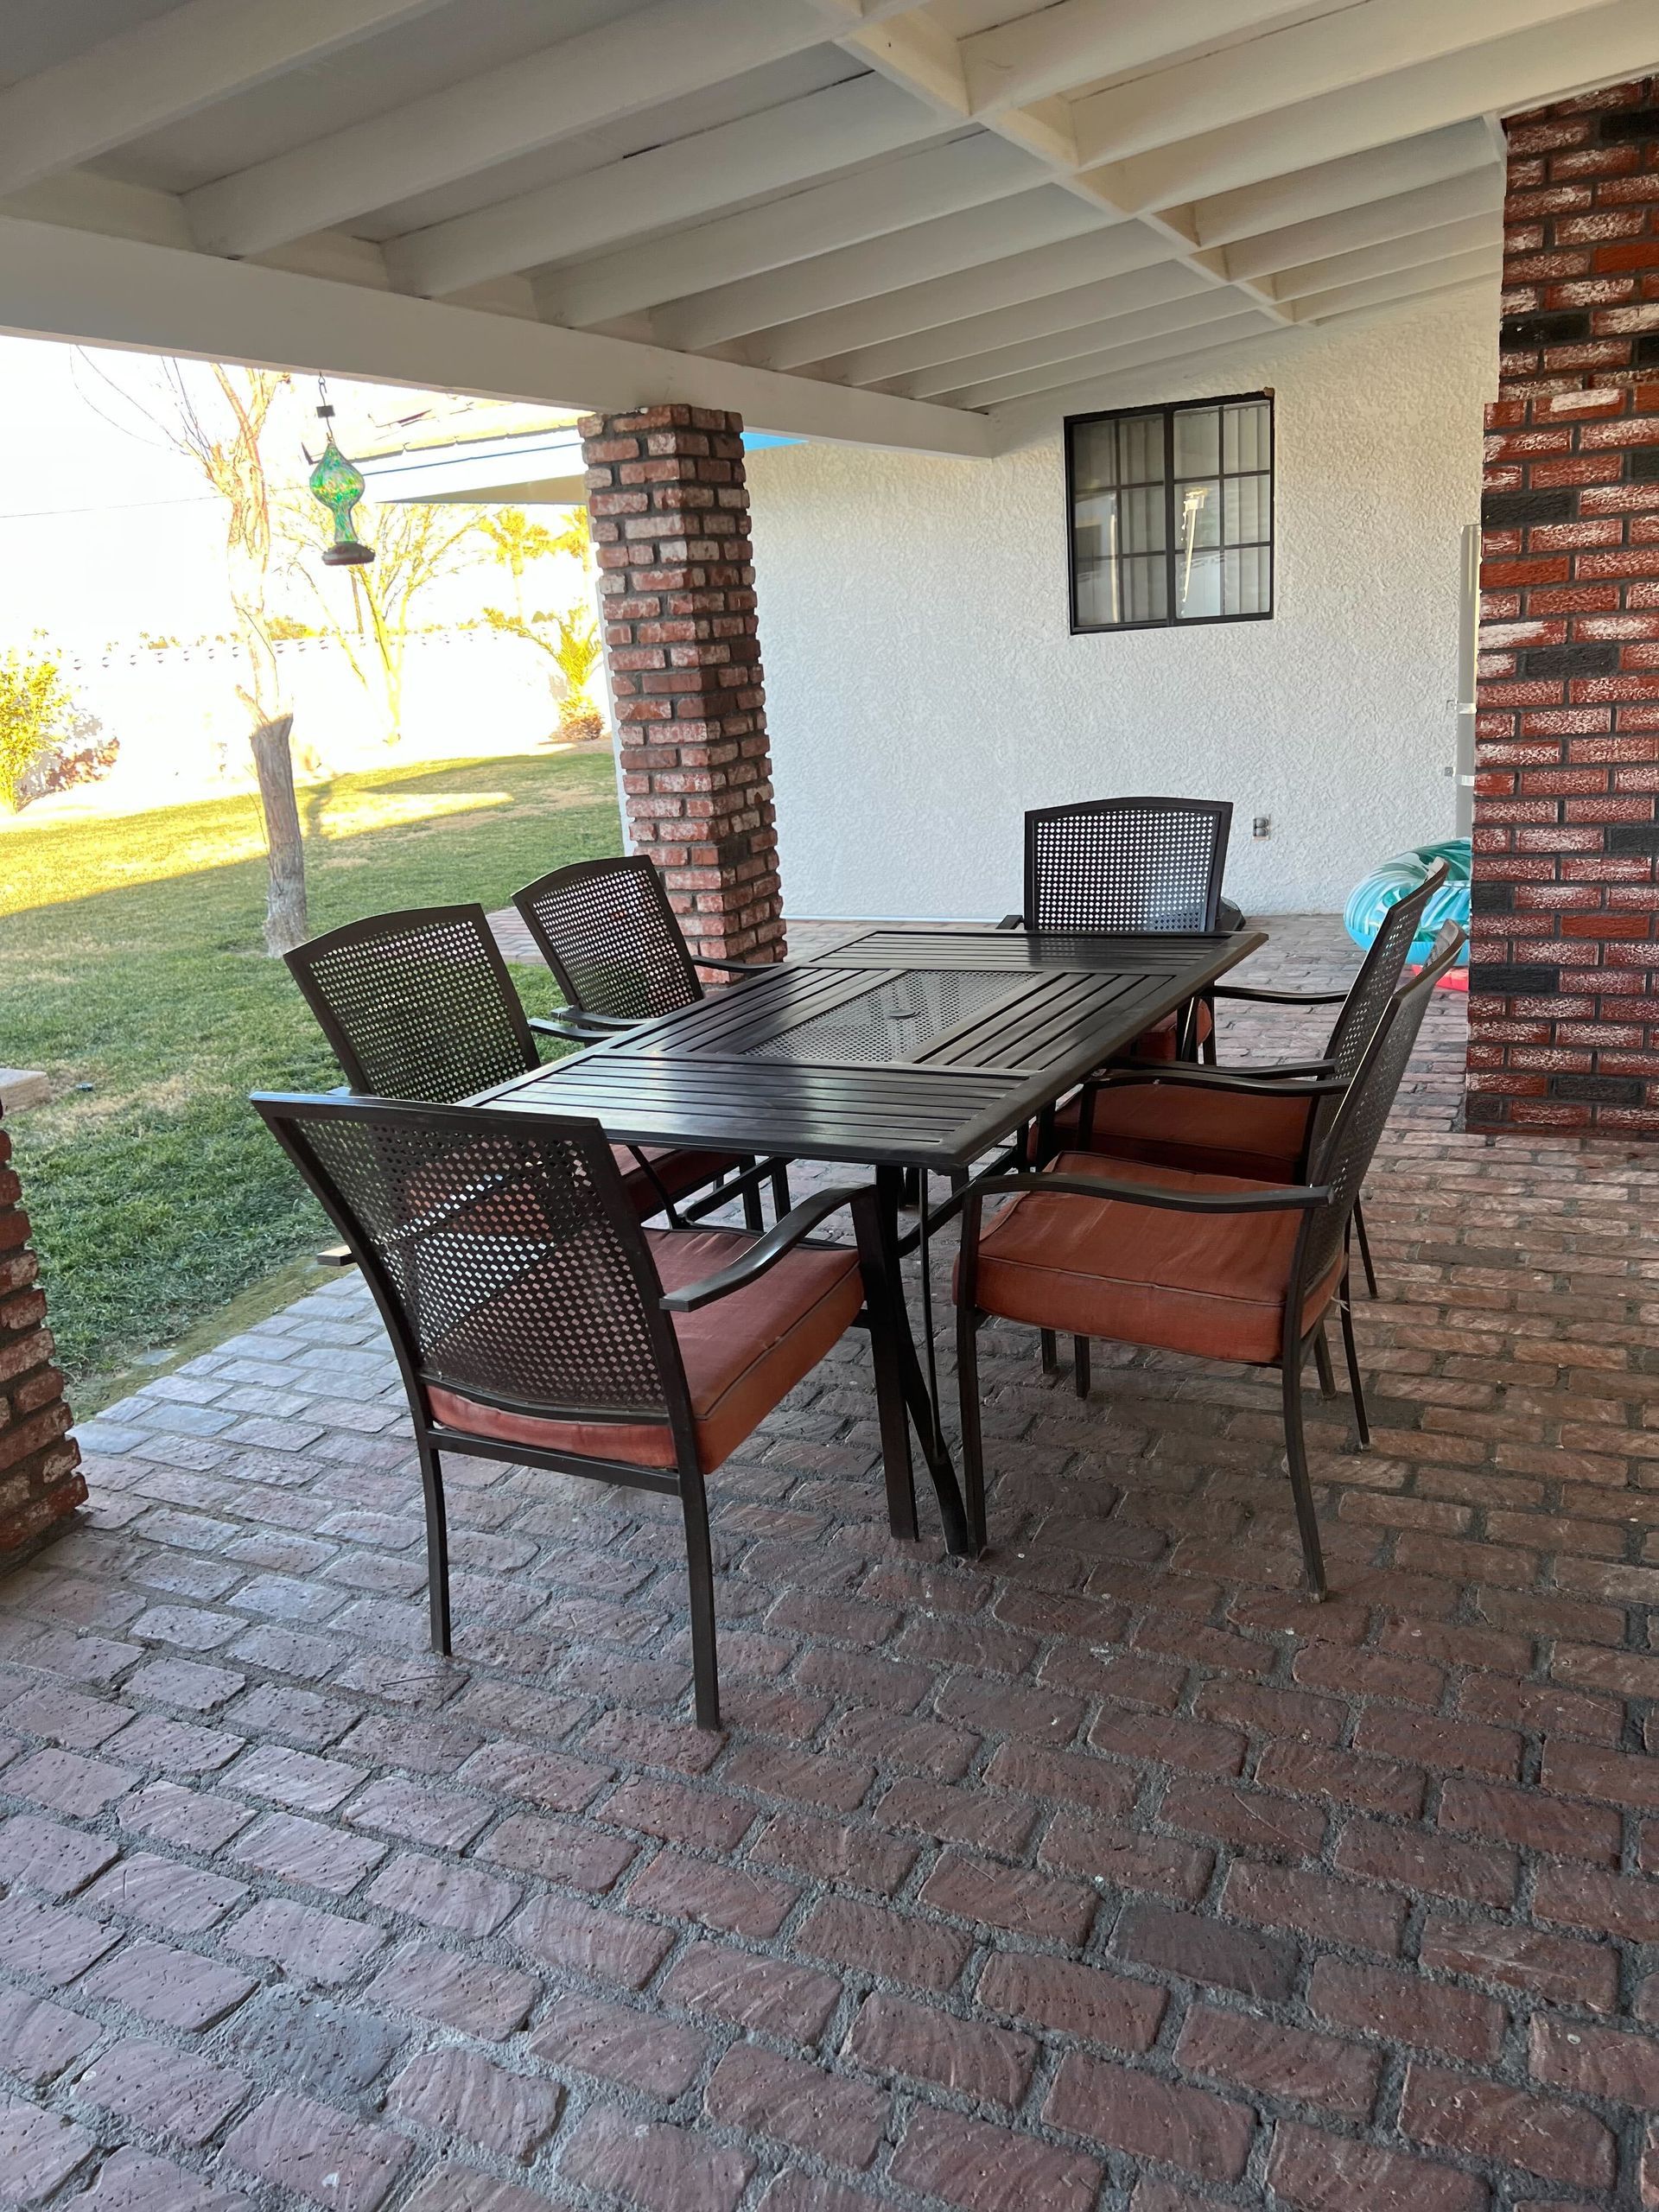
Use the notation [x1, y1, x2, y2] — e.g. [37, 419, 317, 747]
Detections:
[1344, 837, 1470, 968]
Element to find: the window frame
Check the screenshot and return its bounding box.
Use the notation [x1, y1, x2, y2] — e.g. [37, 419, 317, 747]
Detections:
[1064, 390, 1275, 637]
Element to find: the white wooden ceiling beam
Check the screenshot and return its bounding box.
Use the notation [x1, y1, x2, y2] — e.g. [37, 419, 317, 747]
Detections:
[833, 9, 1086, 175]
[1188, 120, 1494, 247]
[987, 318, 1287, 449]
[1221, 168, 1502, 279]
[182, 0, 849, 261]
[656, 192, 1112, 358]
[1071, 0, 1612, 168]
[540, 132, 1045, 330]
[839, 8, 969, 114]
[0, 210, 992, 457]
[803, 0, 947, 24]
[744, 215, 1171, 369]
[1288, 247, 1500, 321]
[386, 74, 938, 300]
[1096, 0, 1658, 214]
[960, 0, 1311, 115]
[0, 0, 447, 200]
[948, 307, 1276, 408]
[906, 287, 1262, 400]
[822, 261, 1208, 385]
[1268, 211, 1499, 300]
[823, 0, 1294, 329]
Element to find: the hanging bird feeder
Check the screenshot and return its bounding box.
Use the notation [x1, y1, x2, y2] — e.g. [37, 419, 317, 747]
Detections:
[308, 391, 374, 567]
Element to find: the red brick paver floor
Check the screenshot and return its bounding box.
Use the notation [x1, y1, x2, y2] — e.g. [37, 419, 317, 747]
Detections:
[5, 916, 1659, 2210]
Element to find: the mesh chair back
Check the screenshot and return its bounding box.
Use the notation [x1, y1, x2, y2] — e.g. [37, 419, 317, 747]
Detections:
[255, 1096, 677, 1425]
[514, 856, 702, 1021]
[1024, 798, 1232, 933]
[1325, 861, 1451, 1083]
[286, 906, 537, 1103]
[1300, 923, 1464, 1288]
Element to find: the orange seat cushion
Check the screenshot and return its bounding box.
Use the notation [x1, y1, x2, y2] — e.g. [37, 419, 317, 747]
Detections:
[411, 1141, 743, 1225]
[617, 1144, 747, 1219]
[1128, 998, 1214, 1062]
[963, 1153, 1338, 1366]
[1046, 1084, 1314, 1181]
[428, 1227, 862, 1473]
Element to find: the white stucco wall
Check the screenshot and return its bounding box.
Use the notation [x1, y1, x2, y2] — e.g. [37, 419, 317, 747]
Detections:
[746, 287, 1493, 920]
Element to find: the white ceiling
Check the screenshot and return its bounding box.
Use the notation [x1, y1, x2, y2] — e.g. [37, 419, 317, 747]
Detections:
[0, 0, 1649, 452]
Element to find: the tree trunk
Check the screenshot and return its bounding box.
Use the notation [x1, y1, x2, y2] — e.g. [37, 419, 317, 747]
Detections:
[249, 713, 308, 955]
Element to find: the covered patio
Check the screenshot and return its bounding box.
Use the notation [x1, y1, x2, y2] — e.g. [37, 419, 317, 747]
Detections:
[3, 2, 1659, 2208]
[10, 928, 1659, 2211]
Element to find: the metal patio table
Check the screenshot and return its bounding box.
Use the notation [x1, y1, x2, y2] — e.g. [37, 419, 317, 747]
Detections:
[473, 924, 1266, 1548]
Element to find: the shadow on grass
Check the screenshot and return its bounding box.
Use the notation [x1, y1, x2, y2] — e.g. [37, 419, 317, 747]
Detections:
[0, 748, 621, 1389]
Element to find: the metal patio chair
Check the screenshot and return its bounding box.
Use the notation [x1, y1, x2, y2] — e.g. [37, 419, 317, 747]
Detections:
[512, 855, 773, 1029]
[284, 904, 759, 1226]
[513, 855, 791, 1216]
[1003, 797, 1240, 1063]
[252, 1093, 950, 1729]
[1042, 859, 1452, 1346]
[955, 924, 1465, 1594]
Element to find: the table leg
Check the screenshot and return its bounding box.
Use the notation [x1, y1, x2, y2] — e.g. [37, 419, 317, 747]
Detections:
[917, 1170, 941, 1458]
[863, 1166, 917, 1542]
[874, 1165, 970, 1555]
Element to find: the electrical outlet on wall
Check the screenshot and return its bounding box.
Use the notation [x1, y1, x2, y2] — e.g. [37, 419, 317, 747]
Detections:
[1252, 815, 1271, 840]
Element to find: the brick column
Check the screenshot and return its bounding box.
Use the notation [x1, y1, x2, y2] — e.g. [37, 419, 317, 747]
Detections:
[581, 404, 785, 968]
[1468, 75, 1659, 1134]
[0, 1109, 83, 1558]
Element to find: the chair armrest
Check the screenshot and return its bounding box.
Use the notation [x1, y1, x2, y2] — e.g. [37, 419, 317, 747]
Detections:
[997, 914, 1024, 931]
[696, 955, 779, 978]
[659, 1186, 869, 1311]
[529, 1009, 638, 1038]
[1085, 1067, 1345, 1101]
[1232, 1058, 1338, 1079]
[1112, 1055, 1336, 1079]
[970, 1171, 1330, 1217]
[530, 1014, 623, 1046]
[1214, 984, 1349, 1007]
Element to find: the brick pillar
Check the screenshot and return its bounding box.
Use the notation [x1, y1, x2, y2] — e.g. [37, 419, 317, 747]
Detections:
[0, 1109, 83, 1558]
[1468, 75, 1659, 1134]
[581, 404, 785, 968]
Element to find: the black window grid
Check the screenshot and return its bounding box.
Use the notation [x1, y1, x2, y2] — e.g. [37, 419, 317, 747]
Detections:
[1065, 391, 1274, 635]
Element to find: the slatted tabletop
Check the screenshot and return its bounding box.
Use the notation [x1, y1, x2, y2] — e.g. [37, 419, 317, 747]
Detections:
[477, 925, 1265, 1168]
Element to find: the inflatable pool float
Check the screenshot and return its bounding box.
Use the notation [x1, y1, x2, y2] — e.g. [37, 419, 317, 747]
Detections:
[1344, 838, 1471, 989]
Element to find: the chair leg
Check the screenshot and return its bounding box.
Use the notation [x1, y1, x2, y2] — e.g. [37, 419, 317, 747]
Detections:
[741, 1160, 764, 1233]
[680, 1474, 721, 1731]
[1338, 1274, 1372, 1452]
[1353, 1199, 1379, 1299]
[769, 1161, 792, 1221]
[416, 1437, 451, 1656]
[955, 1305, 988, 1555]
[1040, 1328, 1059, 1375]
[1313, 1325, 1337, 1399]
[1281, 1356, 1328, 1601]
[861, 1264, 918, 1545]
[1199, 988, 1218, 1065]
[1073, 1337, 1091, 1399]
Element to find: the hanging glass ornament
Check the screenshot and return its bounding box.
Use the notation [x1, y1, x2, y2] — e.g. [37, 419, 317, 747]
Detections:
[308, 391, 374, 567]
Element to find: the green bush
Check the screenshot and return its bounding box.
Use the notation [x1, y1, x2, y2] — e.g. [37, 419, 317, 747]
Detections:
[0, 643, 72, 812]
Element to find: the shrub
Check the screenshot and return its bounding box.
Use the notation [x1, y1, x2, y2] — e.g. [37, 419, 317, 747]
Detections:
[17, 711, 119, 807]
[0, 645, 73, 812]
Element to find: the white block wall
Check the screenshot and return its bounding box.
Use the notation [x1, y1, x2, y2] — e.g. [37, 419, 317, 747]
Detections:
[746, 286, 1493, 922]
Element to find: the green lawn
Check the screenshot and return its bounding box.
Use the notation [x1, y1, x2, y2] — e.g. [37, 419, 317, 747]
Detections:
[1, 751, 620, 1400]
